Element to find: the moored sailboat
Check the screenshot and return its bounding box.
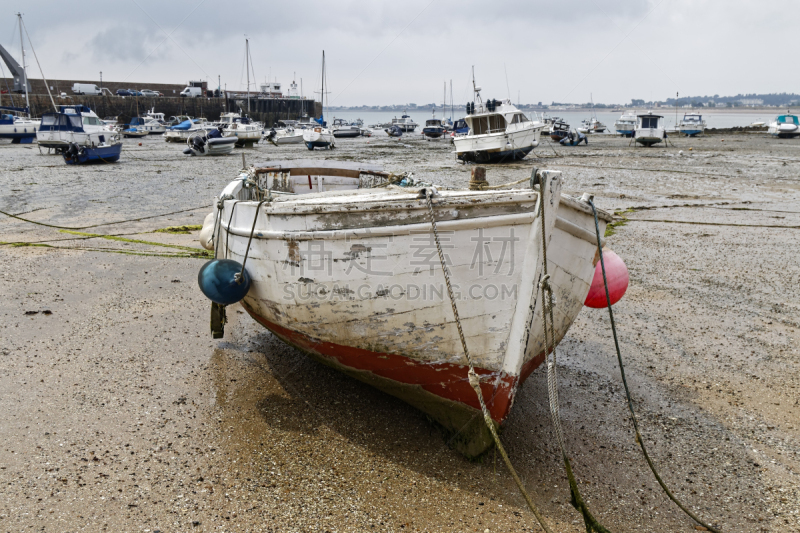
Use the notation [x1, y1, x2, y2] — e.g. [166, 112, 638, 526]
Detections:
[302, 51, 334, 150]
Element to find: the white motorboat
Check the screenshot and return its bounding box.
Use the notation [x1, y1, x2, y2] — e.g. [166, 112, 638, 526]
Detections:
[197, 163, 614, 456]
[37, 105, 119, 151]
[677, 113, 706, 136]
[264, 126, 304, 145]
[634, 112, 666, 146]
[183, 127, 237, 156]
[391, 112, 418, 132]
[218, 112, 261, 146]
[453, 71, 544, 163]
[142, 109, 167, 134]
[164, 117, 213, 143]
[767, 113, 800, 138]
[614, 111, 637, 137]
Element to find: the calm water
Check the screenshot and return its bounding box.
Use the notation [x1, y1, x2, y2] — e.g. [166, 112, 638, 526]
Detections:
[325, 109, 773, 130]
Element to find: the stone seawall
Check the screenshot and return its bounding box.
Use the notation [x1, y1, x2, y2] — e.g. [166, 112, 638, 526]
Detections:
[4, 93, 321, 126]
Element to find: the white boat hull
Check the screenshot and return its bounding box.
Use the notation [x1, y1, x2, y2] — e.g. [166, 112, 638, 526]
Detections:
[209, 169, 610, 455]
[453, 124, 543, 163]
[768, 122, 800, 138]
[635, 127, 665, 146]
[302, 128, 335, 149]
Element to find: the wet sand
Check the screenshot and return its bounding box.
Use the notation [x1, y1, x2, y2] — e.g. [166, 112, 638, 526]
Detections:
[1, 132, 798, 532]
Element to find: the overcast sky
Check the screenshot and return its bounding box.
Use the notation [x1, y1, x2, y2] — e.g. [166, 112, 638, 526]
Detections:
[2, 1, 797, 106]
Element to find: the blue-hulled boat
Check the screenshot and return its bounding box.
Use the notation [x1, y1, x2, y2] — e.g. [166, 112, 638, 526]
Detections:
[62, 141, 122, 164]
[0, 106, 40, 143]
[422, 110, 445, 139]
[37, 105, 118, 151]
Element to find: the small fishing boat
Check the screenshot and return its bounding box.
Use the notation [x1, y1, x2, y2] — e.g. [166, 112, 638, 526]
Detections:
[634, 112, 666, 146]
[0, 107, 39, 143]
[422, 109, 445, 139]
[677, 113, 706, 136]
[359, 127, 373, 137]
[577, 117, 607, 134]
[613, 111, 637, 137]
[303, 126, 335, 149]
[196, 162, 617, 456]
[391, 112, 418, 132]
[332, 119, 361, 138]
[548, 117, 570, 141]
[385, 125, 403, 137]
[121, 121, 149, 138]
[183, 127, 237, 156]
[218, 112, 261, 146]
[767, 112, 800, 138]
[62, 140, 122, 164]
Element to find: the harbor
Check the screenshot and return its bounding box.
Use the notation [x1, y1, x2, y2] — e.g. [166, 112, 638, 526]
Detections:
[2, 130, 798, 531]
[2, 2, 800, 531]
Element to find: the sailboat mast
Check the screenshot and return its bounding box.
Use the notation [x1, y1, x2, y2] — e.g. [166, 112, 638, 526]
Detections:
[450, 79, 453, 121]
[17, 13, 30, 115]
[322, 50, 325, 125]
[246, 37, 250, 113]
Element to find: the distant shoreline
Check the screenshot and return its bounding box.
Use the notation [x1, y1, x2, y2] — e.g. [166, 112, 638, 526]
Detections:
[328, 106, 790, 114]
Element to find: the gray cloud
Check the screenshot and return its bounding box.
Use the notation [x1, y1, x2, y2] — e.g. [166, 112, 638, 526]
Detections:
[3, 1, 798, 106]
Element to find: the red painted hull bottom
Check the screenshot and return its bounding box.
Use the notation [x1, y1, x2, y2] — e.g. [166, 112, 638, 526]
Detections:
[242, 302, 545, 457]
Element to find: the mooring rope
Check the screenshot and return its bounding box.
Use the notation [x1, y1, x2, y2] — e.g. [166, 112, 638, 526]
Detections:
[587, 199, 721, 533]
[0, 205, 212, 230]
[538, 177, 611, 533]
[424, 188, 554, 533]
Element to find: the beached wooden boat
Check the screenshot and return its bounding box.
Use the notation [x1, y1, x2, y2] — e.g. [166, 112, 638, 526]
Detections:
[200, 162, 612, 456]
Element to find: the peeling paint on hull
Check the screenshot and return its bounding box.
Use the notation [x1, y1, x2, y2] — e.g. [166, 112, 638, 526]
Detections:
[212, 169, 612, 456]
[243, 301, 549, 457]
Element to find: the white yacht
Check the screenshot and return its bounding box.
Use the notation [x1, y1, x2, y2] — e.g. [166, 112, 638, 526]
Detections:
[390, 112, 418, 132]
[614, 111, 637, 137]
[141, 109, 167, 134]
[452, 72, 544, 163]
[767, 113, 799, 138]
[218, 112, 261, 146]
[677, 113, 706, 136]
[634, 112, 666, 147]
[36, 105, 118, 151]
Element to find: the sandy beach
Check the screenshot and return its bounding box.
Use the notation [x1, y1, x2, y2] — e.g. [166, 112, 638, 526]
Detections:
[1, 130, 798, 532]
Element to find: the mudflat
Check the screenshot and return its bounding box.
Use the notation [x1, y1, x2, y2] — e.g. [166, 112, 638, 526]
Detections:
[1, 132, 798, 532]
